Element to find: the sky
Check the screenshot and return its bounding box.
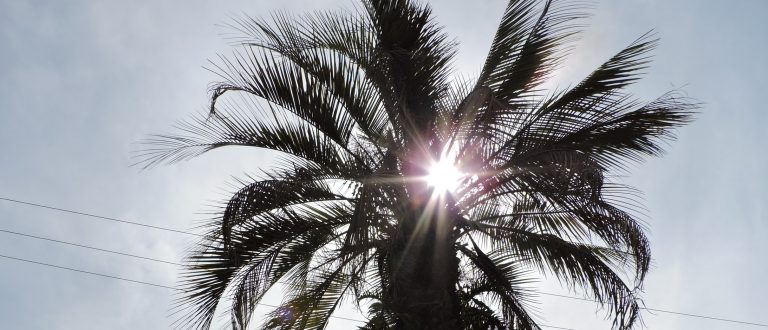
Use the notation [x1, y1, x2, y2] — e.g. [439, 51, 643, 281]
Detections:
[0, 0, 766, 329]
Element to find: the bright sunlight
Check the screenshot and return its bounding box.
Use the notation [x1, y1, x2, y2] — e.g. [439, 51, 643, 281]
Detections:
[425, 159, 464, 193]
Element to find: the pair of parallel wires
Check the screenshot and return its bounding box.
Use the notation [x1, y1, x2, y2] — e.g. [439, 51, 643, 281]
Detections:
[0, 196, 766, 329]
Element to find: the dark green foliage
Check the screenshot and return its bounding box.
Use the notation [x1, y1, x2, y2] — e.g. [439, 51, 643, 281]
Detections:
[141, 0, 695, 329]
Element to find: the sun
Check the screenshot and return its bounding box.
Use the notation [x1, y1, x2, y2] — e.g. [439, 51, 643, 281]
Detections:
[425, 159, 464, 193]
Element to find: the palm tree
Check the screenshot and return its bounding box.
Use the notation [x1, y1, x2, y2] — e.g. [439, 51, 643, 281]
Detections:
[141, 0, 695, 329]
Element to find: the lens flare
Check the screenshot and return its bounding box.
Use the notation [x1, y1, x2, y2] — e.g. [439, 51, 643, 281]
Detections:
[425, 159, 463, 193]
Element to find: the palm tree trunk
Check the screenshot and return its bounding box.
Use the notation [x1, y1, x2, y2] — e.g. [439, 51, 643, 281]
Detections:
[389, 206, 461, 329]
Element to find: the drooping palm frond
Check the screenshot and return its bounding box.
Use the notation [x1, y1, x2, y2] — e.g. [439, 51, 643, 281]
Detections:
[458, 239, 541, 330]
[357, 299, 395, 330]
[143, 0, 695, 329]
[173, 202, 348, 329]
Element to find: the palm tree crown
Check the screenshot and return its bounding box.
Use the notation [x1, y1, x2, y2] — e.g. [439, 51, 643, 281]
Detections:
[141, 0, 695, 329]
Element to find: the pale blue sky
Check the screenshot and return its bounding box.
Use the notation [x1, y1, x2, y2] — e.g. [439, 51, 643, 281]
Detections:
[1, 1, 766, 329]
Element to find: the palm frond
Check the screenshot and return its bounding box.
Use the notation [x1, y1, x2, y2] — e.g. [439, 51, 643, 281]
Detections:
[458, 239, 541, 330]
[474, 225, 642, 328]
[173, 204, 351, 330]
[228, 13, 393, 145]
[478, 0, 589, 102]
[138, 97, 371, 175]
[216, 176, 347, 250]
[150, 1, 697, 329]
[363, 0, 457, 137]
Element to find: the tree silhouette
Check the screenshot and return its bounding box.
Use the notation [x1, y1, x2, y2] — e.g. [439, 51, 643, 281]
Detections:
[141, 0, 696, 329]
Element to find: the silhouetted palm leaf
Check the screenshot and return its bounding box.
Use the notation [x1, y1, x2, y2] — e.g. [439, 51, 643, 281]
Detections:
[143, 0, 695, 329]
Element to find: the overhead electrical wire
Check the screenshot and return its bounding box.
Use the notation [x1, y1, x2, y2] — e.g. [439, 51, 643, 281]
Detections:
[0, 228, 182, 266]
[2, 196, 767, 328]
[0, 253, 576, 329]
[0, 252, 365, 323]
[539, 292, 768, 328]
[0, 197, 200, 237]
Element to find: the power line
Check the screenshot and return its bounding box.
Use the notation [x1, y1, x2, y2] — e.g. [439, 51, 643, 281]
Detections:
[0, 196, 200, 237]
[0, 252, 574, 329]
[0, 253, 364, 323]
[2, 196, 767, 328]
[643, 307, 768, 329]
[0, 252, 177, 290]
[0, 227, 580, 330]
[0, 228, 182, 266]
[535, 291, 768, 327]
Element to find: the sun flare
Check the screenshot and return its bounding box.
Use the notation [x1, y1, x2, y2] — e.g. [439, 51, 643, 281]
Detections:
[425, 159, 464, 193]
